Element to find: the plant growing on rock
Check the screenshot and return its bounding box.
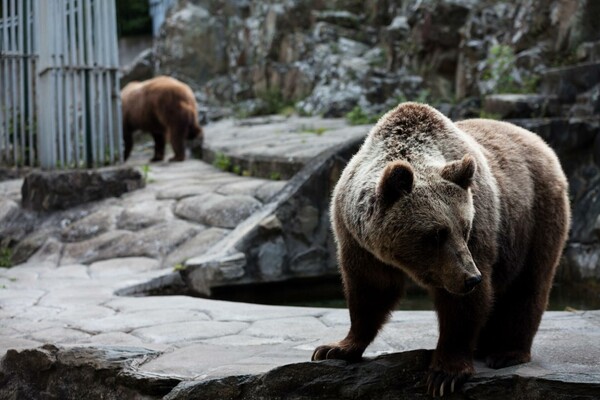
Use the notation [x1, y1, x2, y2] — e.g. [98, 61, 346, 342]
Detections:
[256, 89, 295, 116]
[213, 152, 232, 172]
[345, 106, 380, 125]
[480, 44, 539, 95]
[0, 247, 12, 268]
[301, 125, 328, 135]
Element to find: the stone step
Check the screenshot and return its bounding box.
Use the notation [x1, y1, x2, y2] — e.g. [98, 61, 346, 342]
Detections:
[482, 94, 560, 119]
[540, 61, 600, 102]
[573, 83, 600, 116]
[576, 40, 600, 63]
[507, 117, 600, 155]
[195, 116, 370, 180]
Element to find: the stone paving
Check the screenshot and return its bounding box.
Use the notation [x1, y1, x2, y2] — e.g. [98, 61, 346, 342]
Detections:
[0, 117, 599, 397]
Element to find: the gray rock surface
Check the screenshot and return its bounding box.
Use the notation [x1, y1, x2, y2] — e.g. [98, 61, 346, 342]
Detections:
[201, 115, 370, 180]
[1, 308, 599, 399]
[1, 115, 599, 398]
[120, 48, 155, 88]
[151, 0, 598, 120]
[174, 193, 262, 228]
[21, 167, 144, 211]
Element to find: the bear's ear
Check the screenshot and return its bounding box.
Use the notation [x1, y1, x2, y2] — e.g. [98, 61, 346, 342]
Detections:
[377, 161, 414, 203]
[441, 154, 476, 189]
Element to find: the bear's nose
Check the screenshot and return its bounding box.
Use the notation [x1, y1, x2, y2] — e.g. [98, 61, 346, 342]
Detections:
[464, 275, 482, 291]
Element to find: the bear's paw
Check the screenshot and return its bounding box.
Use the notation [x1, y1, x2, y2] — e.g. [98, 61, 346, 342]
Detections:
[426, 363, 474, 397]
[311, 343, 363, 362]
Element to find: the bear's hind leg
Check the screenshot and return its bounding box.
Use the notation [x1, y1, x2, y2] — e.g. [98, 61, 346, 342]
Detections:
[151, 131, 166, 162]
[478, 193, 569, 369]
[168, 124, 186, 162]
[312, 226, 404, 362]
[123, 123, 134, 161]
[477, 270, 548, 369]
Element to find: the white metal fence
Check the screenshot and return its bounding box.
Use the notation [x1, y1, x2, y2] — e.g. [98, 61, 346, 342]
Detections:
[149, 0, 175, 37]
[0, 0, 122, 169]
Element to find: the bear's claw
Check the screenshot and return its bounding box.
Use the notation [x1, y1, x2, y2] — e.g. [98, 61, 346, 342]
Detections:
[311, 344, 362, 362]
[426, 369, 471, 397]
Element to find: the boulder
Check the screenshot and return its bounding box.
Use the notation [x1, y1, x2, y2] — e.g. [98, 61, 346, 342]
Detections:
[21, 168, 144, 212]
[120, 48, 155, 88]
[3, 344, 600, 400]
[174, 193, 262, 229]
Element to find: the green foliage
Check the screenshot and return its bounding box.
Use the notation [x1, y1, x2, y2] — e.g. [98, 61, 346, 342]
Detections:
[213, 152, 232, 171]
[173, 263, 186, 272]
[5, 112, 38, 166]
[141, 164, 150, 183]
[269, 171, 281, 181]
[479, 111, 502, 120]
[301, 125, 328, 135]
[232, 165, 242, 175]
[116, 0, 152, 37]
[481, 44, 540, 94]
[256, 89, 295, 116]
[279, 106, 296, 118]
[0, 247, 12, 268]
[415, 89, 431, 104]
[345, 106, 380, 126]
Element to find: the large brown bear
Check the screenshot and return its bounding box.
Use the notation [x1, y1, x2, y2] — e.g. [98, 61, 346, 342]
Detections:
[312, 102, 570, 396]
[121, 76, 202, 162]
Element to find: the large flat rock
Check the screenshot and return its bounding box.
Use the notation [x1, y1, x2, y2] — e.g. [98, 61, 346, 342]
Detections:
[200, 116, 370, 179]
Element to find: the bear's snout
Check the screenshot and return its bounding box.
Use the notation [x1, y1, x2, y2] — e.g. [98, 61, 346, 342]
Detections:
[464, 274, 482, 292]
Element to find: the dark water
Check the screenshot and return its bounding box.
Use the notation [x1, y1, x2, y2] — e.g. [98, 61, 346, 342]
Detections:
[212, 277, 600, 311]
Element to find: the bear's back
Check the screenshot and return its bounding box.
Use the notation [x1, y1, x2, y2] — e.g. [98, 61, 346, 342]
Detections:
[456, 118, 569, 285]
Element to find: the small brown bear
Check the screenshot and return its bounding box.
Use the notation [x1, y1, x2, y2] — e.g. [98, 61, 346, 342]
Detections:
[121, 76, 202, 162]
[312, 102, 570, 396]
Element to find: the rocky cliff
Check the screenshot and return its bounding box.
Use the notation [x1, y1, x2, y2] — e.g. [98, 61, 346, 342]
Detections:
[135, 0, 600, 281]
[152, 0, 598, 116]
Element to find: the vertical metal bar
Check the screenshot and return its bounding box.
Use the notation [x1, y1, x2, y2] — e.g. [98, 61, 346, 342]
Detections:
[78, 0, 92, 168]
[1, 0, 8, 163]
[70, 0, 81, 167]
[16, 0, 23, 166]
[55, 0, 64, 168]
[10, 0, 17, 164]
[95, 0, 104, 166]
[24, 0, 34, 166]
[84, 0, 95, 167]
[108, 0, 122, 162]
[100, 1, 110, 164]
[29, 0, 37, 166]
[50, 0, 58, 168]
[64, 0, 71, 166]
[36, 0, 49, 168]
[104, 1, 115, 164]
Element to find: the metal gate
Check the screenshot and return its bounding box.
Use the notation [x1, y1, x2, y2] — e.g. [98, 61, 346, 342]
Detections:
[0, 0, 122, 169]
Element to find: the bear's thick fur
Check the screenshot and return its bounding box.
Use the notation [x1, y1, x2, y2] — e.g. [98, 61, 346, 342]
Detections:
[121, 76, 202, 162]
[312, 103, 570, 396]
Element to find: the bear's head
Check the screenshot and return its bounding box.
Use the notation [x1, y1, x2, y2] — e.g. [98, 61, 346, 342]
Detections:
[373, 154, 482, 295]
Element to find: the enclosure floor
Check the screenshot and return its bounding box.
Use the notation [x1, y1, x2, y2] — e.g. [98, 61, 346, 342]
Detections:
[1, 117, 599, 395]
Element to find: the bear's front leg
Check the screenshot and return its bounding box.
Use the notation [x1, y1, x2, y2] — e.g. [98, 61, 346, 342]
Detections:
[427, 281, 491, 397]
[312, 229, 404, 362]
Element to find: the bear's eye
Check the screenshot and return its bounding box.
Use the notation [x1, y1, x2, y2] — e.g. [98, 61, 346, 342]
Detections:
[422, 228, 448, 248]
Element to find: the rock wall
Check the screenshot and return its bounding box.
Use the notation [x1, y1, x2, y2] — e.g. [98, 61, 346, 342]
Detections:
[129, 0, 600, 282]
[152, 0, 599, 117]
